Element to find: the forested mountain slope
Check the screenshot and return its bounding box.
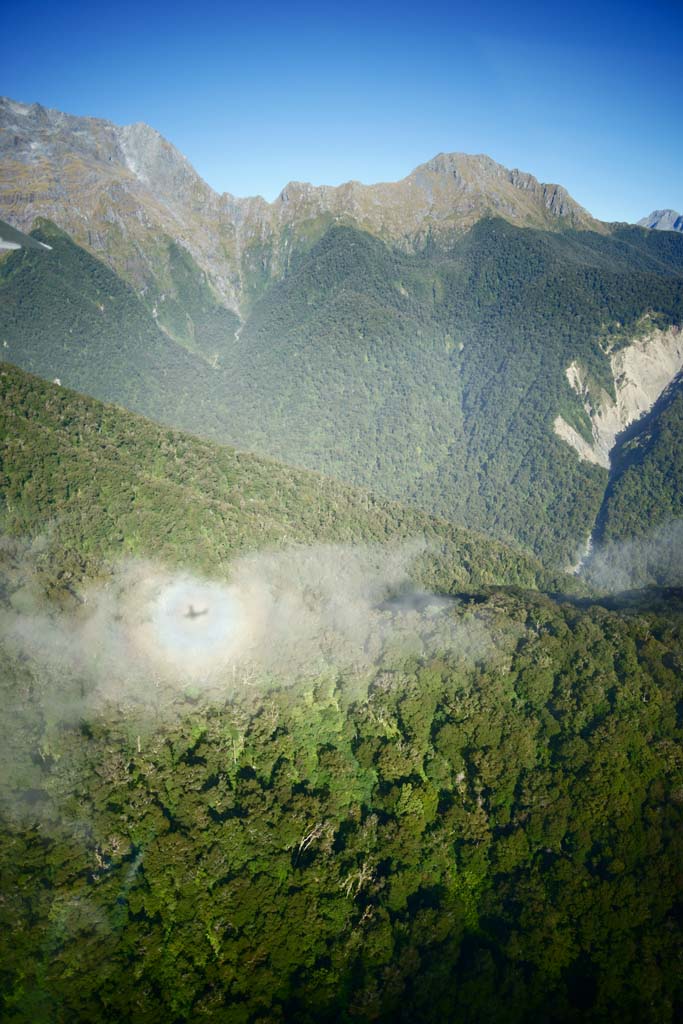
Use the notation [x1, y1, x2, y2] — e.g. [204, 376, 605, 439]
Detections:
[2, 96, 682, 571]
[0, 220, 241, 434]
[3, 217, 683, 568]
[1, 367, 683, 1024]
[218, 220, 683, 565]
[0, 363, 553, 593]
[593, 372, 683, 545]
[1, 512, 682, 1021]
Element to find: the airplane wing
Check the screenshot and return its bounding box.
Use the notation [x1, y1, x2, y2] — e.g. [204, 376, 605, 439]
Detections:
[0, 218, 52, 251]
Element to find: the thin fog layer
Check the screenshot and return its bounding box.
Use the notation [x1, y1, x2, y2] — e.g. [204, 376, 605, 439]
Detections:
[584, 519, 683, 591]
[0, 541, 499, 716]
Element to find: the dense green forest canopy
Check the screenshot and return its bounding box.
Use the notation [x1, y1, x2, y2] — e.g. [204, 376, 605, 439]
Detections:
[0, 221, 242, 445]
[224, 220, 683, 566]
[2, 219, 683, 567]
[2, 576, 682, 1022]
[1, 366, 682, 1022]
[0, 364, 555, 594]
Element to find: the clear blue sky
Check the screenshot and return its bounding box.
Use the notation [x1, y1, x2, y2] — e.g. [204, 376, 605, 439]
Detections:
[2, 0, 681, 222]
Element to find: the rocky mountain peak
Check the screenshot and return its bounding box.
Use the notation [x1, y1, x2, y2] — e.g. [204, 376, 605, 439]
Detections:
[409, 153, 587, 219]
[419, 151, 505, 179]
[638, 209, 683, 232]
[402, 152, 595, 231]
[0, 95, 603, 316]
[116, 120, 209, 200]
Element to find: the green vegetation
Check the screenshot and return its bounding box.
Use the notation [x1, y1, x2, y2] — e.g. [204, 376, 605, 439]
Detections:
[576, 369, 683, 590]
[152, 241, 241, 361]
[2, 219, 682, 568]
[0, 221, 238, 438]
[1, 366, 683, 1023]
[0, 364, 556, 594]
[596, 375, 683, 545]
[220, 220, 683, 565]
[1, 583, 682, 1022]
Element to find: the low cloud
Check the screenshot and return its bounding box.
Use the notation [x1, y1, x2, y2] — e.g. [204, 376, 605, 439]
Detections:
[0, 539, 498, 719]
[584, 519, 683, 592]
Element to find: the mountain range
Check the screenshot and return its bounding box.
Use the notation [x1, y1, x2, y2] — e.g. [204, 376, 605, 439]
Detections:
[0, 97, 600, 318]
[1, 97, 682, 573]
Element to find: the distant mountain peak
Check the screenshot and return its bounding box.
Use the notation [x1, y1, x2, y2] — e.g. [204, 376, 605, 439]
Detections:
[638, 209, 683, 232]
[408, 152, 592, 224]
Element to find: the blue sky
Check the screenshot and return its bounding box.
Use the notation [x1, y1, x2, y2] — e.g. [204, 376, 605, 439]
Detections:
[2, 0, 681, 221]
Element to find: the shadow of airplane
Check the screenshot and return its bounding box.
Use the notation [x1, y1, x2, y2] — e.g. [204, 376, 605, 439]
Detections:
[185, 604, 208, 619]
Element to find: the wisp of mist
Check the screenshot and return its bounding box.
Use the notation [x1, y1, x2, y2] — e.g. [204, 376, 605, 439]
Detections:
[584, 519, 683, 591]
[0, 540, 497, 720]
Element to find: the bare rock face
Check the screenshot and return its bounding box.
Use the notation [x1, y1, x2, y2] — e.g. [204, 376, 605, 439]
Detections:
[0, 97, 241, 310]
[554, 324, 683, 467]
[638, 210, 683, 232]
[0, 96, 602, 314]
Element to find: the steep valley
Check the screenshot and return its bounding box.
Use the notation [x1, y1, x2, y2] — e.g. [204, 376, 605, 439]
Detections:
[3, 211, 682, 569]
[3, 97, 683, 571]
